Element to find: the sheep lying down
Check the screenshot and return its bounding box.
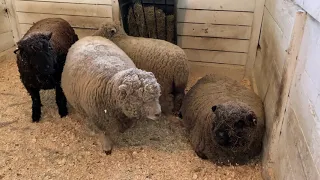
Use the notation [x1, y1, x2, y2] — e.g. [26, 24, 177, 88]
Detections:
[61, 36, 162, 154]
[179, 74, 265, 165]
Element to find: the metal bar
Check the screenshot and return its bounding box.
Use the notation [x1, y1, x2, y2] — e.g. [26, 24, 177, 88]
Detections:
[141, 0, 149, 38]
[153, 0, 158, 39]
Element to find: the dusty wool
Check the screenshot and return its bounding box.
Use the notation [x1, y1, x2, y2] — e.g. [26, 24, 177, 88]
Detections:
[179, 74, 265, 165]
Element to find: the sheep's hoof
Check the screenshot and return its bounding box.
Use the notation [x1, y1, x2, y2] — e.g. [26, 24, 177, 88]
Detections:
[100, 133, 113, 155]
[32, 114, 41, 123]
[59, 108, 68, 118]
[104, 150, 112, 155]
[195, 150, 208, 160]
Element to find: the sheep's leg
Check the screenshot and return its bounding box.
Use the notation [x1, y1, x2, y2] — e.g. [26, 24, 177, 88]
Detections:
[55, 85, 68, 118]
[26, 87, 42, 122]
[159, 93, 174, 115]
[98, 131, 113, 155]
[173, 93, 184, 116]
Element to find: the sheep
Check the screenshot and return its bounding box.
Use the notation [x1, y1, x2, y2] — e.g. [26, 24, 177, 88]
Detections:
[178, 74, 265, 165]
[92, 21, 189, 116]
[61, 36, 162, 154]
[14, 18, 79, 122]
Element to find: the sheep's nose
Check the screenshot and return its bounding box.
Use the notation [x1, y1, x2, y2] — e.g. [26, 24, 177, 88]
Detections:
[155, 113, 161, 117]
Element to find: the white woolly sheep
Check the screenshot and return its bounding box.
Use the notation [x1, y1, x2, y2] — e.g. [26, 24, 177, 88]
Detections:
[14, 18, 78, 122]
[61, 36, 162, 154]
[178, 74, 265, 165]
[92, 21, 189, 116]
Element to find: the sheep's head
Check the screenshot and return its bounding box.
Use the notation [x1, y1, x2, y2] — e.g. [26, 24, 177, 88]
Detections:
[117, 68, 161, 120]
[211, 101, 258, 152]
[15, 31, 56, 75]
[94, 21, 126, 39]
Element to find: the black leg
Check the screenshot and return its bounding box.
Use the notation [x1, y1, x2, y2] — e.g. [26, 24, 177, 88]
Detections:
[195, 150, 208, 160]
[26, 87, 42, 122]
[55, 84, 68, 118]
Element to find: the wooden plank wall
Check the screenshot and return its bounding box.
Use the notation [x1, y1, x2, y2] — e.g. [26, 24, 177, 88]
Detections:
[14, 0, 114, 39]
[0, 0, 15, 52]
[176, 0, 265, 81]
[253, 0, 320, 179]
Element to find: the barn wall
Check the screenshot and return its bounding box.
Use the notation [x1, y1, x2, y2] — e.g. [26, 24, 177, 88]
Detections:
[253, 0, 320, 179]
[0, 0, 15, 53]
[176, 0, 264, 82]
[12, 0, 114, 39]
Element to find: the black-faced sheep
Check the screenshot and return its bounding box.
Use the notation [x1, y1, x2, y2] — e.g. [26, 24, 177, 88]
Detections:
[92, 21, 189, 116]
[14, 18, 79, 122]
[61, 36, 162, 154]
[179, 74, 265, 165]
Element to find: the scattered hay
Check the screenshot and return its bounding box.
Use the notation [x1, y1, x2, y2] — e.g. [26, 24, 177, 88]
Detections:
[0, 47, 263, 179]
[127, 3, 175, 43]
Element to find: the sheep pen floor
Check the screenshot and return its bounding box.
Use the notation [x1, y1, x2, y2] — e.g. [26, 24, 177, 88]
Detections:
[0, 47, 262, 180]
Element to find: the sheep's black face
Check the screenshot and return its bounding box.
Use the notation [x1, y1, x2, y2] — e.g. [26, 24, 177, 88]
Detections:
[16, 32, 56, 75]
[211, 101, 257, 151]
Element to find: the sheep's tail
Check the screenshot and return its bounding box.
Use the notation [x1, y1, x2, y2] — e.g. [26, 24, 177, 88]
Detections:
[172, 55, 190, 113]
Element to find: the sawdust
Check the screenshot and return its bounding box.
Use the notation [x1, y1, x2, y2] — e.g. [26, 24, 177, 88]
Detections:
[0, 47, 262, 179]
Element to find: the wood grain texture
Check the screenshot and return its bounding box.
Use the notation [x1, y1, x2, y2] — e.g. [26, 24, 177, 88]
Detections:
[295, 0, 320, 23]
[244, 0, 267, 77]
[177, 0, 255, 12]
[177, 23, 252, 39]
[0, 31, 15, 52]
[17, 12, 111, 29]
[183, 49, 247, 65]
[0, 2, 12, 34]
[4, 0, 22, 42]
[177, 36, 250, 53]
[177, 9, 253, 26]
[188, 61, 245, 82]
[20, 25, 95, 39]
[15, 1, 112, 17]
[16, 0, 111, 4]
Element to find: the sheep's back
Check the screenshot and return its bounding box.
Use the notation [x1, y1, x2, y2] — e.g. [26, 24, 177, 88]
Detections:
[61, 36, 135, 117]
[25, 18, 77, 54]
[181, 74, 264, 132]
[114, 36, 188, 91]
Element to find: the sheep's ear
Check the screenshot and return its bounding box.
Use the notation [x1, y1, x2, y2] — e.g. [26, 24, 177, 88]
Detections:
[247, 112, 257, 126]
[13, 47, 20, 54]
[212, 105, 217, 112]
[118, 84, 128, 100]
[119, 84, 127, 93]
[43, 31, 53, 40]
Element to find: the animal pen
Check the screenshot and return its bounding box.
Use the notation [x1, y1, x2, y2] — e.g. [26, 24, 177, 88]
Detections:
[0, 0, 319, 179]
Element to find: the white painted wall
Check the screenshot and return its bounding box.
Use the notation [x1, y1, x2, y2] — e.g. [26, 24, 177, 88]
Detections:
[253, 0, 320, 179]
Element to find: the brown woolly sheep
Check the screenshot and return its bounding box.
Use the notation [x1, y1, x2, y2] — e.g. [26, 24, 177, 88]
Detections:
[61, 36, 162, 154]
[179, 74, 265, 165]
[92, 21, 189, 116]
[14, 18, 78, 122]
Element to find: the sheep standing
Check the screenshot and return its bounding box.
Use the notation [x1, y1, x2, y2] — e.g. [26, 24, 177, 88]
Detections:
[93, 21, 189, 116]
[61, 36, 162, 154]
[179, 74, 265, 165]
[14, 18, 78, 122]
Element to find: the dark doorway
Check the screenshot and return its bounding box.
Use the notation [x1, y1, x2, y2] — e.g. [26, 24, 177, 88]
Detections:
[118, 0, 177, 44]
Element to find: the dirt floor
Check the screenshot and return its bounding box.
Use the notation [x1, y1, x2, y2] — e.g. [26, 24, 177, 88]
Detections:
[0, 47, 262, 180]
